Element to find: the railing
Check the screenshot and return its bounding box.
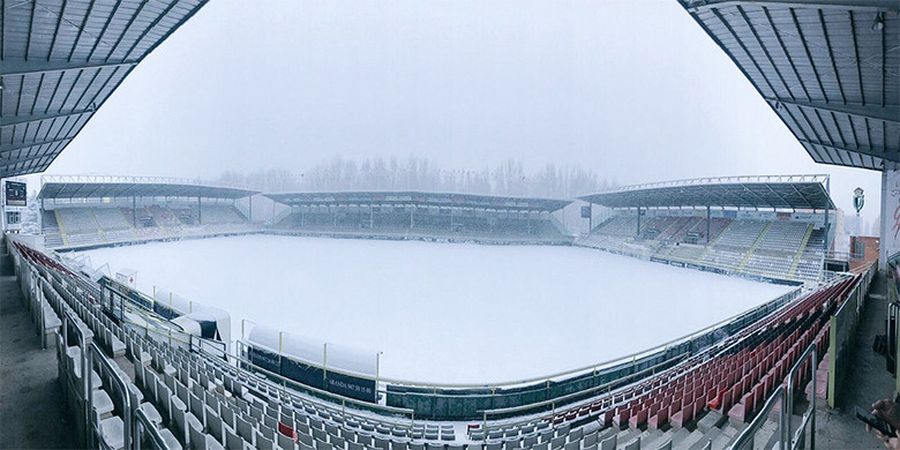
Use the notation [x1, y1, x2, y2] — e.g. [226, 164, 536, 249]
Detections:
[134, 406, 173, 450]
[785, 344, 818, 449]
[731, 385, 787, 450]
[86, 341, 132, 449]
[729, 340, 820, 449]
[59, 304, 94, 447]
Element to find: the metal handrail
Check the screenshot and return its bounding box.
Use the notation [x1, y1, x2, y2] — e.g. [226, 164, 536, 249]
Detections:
[730, 384, 787, 450]
[729, 336, 822, 449]
[134, 405, 173, 450]
[86, 341, 132, 450]
[785, 343, 817, 450]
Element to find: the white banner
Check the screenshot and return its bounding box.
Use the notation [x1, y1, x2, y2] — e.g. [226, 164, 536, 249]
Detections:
[881, 169, 900, 267]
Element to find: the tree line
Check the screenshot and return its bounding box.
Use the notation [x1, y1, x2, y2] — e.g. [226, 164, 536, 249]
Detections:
[215, 156, 613, 199]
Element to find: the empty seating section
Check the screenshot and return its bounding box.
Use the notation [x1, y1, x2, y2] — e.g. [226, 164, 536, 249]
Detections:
[592, 217, 637, 237]
[41, 205, 256, 250]
[56, 207, 100, 234]
[582, 215, 827, 283]
[93, 209, 131, 230]
[149, 205, 184, 227]
[200, 205, 247, 224]
[712, 220, 766, 249]
[274, 207, 570, 244]
[755, 222, 809, 254]
[8, 235, 859, 450]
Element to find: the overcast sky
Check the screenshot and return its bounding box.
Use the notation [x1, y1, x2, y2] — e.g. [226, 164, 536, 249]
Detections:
[38, 0, 882, 223]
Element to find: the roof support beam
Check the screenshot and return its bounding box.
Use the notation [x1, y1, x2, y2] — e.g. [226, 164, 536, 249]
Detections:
[800, 139, 900, 163]
[0, 137, 72, 155]
[685, 0, 898, 13]
[0, 59, 138, 77]
[0, 152, 51, 166]
[769, 98, 900, 123]
[0, 108, 94, 128]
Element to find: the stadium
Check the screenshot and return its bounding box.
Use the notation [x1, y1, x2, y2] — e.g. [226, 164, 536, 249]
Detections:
[0, 1, 897, 450]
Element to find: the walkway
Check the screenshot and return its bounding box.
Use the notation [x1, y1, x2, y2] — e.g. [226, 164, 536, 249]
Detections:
[0, 239, 76, 449]
[816, 270, 893, 449]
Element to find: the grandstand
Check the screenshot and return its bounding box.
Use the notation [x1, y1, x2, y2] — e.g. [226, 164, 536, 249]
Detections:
[37, 176, 260, 251]
[265, 191, 573, 245]
[578, 175, 834, 284]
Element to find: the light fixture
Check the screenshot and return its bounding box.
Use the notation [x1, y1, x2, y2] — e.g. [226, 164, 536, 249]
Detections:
[872, 12, 884, 32]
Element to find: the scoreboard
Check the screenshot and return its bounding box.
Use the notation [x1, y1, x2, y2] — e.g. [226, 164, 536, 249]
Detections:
[4, 180, 26, 207]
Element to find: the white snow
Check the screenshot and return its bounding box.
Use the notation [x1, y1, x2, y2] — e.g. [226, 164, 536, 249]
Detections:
[75, 234, 793, 384]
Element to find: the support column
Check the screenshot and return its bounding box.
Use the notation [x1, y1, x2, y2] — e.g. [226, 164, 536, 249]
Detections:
[706, 206, 711, 244]
[636, 207, 641, 238]
[197, 197, 202, 225]
[248, 196, 253, 222]
[881, 168, 891, 271]
[370, 205, 374, 229]
[132, 196, 136, 226]
[824, 176, 831, 254]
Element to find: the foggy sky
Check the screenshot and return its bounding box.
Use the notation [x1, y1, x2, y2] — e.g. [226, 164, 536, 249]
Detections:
[38, 0, 882, 223]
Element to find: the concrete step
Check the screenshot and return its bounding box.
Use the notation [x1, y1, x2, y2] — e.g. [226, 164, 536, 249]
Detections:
[697, 411, 725, 433]
[640, 429, 670, 450]
[752, 419, 780, 450]
[668, 428, 693, 447]
[674, 430, 706, 450]
[688, 428, 720, 450]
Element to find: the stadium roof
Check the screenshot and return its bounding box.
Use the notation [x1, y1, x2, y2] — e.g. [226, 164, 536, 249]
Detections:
[677, 0, 899, 170]
[1, 0, 209, 178]
[37, 175, 257, 200]
[579, 174, 835, 210]
[265, 191, 572, 212]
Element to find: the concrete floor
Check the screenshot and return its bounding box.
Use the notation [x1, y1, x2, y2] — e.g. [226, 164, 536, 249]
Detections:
[0, 243, 78, 449]
[816, 271, 893, 449]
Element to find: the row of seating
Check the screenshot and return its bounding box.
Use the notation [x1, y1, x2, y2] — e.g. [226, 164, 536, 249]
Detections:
[464, 276, 855, 449]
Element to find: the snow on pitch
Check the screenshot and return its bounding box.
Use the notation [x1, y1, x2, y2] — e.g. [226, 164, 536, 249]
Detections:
[77, 235, 793, 383]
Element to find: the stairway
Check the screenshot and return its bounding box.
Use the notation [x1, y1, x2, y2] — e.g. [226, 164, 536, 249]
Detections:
[738, 223, 771, 271]
[788, 224, 814, 279]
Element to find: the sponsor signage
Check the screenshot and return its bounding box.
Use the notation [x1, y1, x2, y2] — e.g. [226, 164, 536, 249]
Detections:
[4, 181, 26, 207]
[248, 344, 377, 402]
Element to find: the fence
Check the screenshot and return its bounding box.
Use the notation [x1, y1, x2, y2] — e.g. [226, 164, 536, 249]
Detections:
[827, 261, 876, 408]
